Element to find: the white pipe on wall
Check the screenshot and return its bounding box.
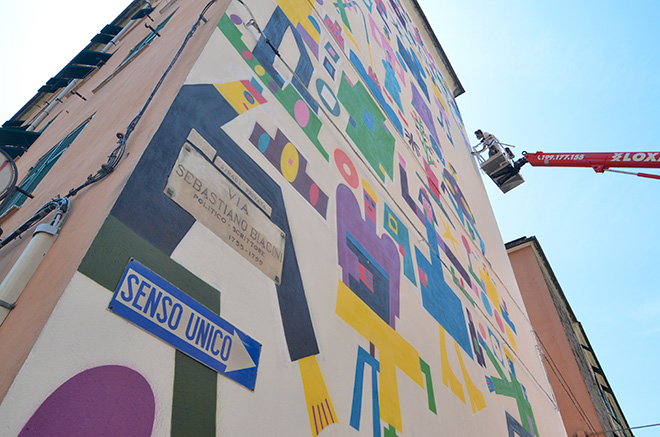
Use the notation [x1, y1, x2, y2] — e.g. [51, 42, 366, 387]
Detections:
[0, 224, 59, 326]
[0, 195, 69, 326]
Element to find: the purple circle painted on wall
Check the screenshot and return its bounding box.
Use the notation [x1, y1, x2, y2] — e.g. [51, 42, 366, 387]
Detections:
[230, 14, 243, 25]
[19, 365, 155, 437]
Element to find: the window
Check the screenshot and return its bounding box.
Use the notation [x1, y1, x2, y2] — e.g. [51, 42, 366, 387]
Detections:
[118, 11, 175, 69]
[0, 117, 92, 215]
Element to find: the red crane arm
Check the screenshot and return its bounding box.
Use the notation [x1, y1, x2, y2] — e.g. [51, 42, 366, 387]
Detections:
[522, 151, 660, 180]
[523, 151, 660, 169]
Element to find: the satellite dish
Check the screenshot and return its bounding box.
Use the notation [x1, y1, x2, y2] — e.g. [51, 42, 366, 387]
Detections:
[0, 149, 18, 202]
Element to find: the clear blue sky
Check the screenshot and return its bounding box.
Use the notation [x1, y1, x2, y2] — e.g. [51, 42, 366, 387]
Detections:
[1, 0, 658, 435]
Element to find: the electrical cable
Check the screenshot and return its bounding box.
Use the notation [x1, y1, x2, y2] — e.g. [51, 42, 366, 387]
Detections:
[588, 422, 660, 436]
[0, 0, 217, 251]
[534, 334, 598, 435]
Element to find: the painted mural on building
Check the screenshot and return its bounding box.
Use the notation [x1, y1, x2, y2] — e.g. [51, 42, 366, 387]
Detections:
[0, 0, 564, 435]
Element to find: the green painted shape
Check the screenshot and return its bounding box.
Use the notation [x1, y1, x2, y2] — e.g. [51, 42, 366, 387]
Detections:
[450, 266, 476, 307]
[78, 215, 219, 310]
[218, 14, 328, 161]
[483, 339, 538, 436]
[468, 265, 484, 292]
[172, 350, 218, 437]
[334, 0, 352, 32]
[384, 424, 398, 437]
[419, 358, 437, 414]
[78, 215, 220, 435]
[337, 72, 395, 181]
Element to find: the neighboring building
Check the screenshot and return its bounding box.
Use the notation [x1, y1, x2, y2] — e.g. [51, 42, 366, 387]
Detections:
[507, 236, 633, 437]
[0, 0, 568, 435]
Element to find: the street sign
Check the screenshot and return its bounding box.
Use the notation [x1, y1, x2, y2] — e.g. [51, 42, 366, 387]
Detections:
[165, 132, 286, 284]
[109, 260, 261, 390]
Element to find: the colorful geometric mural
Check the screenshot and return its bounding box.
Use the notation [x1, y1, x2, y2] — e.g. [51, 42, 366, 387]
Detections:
[0, 0, 565, 436]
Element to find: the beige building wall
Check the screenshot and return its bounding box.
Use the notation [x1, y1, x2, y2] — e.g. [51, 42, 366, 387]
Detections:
[0, 1, 567, 436]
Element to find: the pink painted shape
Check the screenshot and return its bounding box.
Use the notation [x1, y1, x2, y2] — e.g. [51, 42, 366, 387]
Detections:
[309, 183, 319, 206]
[478, 323, 487, 340]
[494, 310, 505, 333]
[418, 267, 428, 287]
[294, 100, 310, 127]
[462, 235, 471, 255]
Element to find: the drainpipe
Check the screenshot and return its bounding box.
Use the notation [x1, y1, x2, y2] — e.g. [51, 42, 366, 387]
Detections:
[0, 198, 70, 326]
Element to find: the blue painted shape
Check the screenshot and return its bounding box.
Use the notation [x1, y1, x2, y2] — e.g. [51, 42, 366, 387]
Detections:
[250, 77, 264, 94]
[323, 57, 336, 79]
[252, 7, 319, 113]
[382, 60, 402, 111]
[308, 14, 321, 33]
[350, 346, 381, 437]
[502, 306, 517, 334]
[363, 109, 375, 132]
[481, 291, 493, 316]
[258, 132, 270, 153]
[397, 37, 428, 101]
[324, 41, 339, 62]
[109, 260, 261, 390]
[415, 245, 473, 359]
[348, 50, 403, 135]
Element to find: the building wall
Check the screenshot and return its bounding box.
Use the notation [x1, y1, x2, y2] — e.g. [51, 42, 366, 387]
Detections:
[0, 0, 232, 412]
[0, 0, 567, 436]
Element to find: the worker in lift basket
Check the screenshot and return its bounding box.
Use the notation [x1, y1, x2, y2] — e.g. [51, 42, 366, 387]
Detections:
[473, 130, 515, 160]
[473, 129, 500, 157]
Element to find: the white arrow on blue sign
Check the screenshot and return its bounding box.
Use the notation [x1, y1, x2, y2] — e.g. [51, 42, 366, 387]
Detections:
[108, 260, 261, 390]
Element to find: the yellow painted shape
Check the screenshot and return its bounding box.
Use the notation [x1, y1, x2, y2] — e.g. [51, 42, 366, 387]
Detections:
[299, 355, 338, 436]
[439, 325, 465, 403]
[254, 65, 266, 76]
[386, 212, 399, 236]
[336, 280, 423, 432]
[277, 0, 320, 42]
[504, 345, 515, 365]
[506, 325, 518, 353]
[281, 142, 300, 182]
[441, 218, 459, 254]
[432, 83, 448, 115]
[361, 178, 378, 203]
[480, 266, 501, 311]
[343, 23, 360, 53]
[214, 81, 260, 115]
[454, 341, 486, 413]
